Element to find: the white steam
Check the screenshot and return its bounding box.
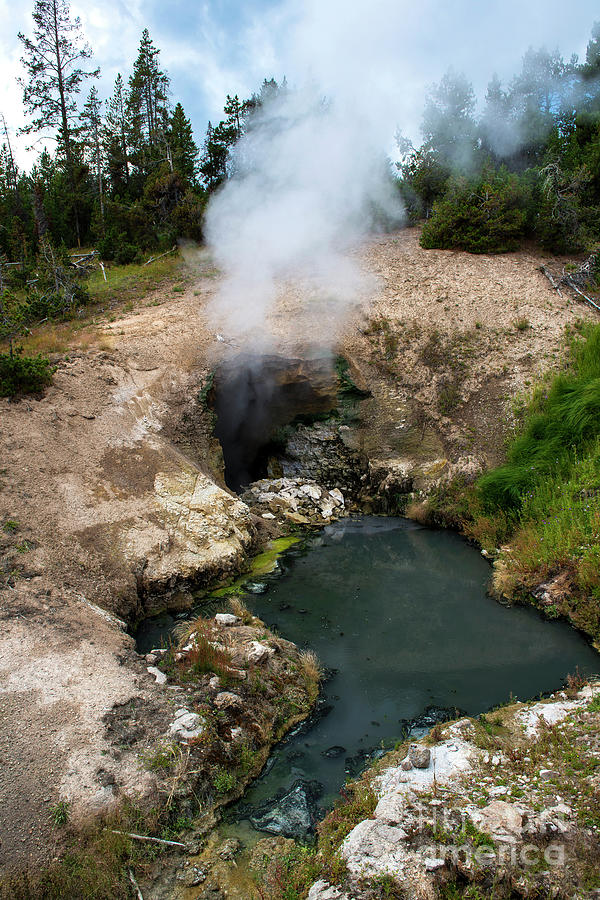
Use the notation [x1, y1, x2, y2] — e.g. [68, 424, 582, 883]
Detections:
[202, 0, 598, 343]
[204, 84, 403, 343]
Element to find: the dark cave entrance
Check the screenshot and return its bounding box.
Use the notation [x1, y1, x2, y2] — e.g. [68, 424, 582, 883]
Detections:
[210, 353, 339, 492]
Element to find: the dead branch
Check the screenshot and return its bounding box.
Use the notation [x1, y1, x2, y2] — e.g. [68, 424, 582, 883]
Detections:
[563, 276, 600, 313]
[110, 829, 186, 848]
[128, 869, 144, 900]
[540, 265, 564, 298]
[143, 246, 177, 267]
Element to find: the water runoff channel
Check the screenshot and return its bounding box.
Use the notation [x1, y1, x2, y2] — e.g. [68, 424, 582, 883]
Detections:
[137, 354, 599, 844]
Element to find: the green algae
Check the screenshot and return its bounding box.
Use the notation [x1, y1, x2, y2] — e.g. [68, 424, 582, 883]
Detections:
[208, 535, 302, 599]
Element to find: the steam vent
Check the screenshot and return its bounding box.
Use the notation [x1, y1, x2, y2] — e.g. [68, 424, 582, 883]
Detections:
[211, 353, 338, 492]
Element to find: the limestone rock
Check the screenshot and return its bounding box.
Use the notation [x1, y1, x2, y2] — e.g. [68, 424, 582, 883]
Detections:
[168, 709, 204, 741]
[469, 800, 523, 842]
[215, 613, 240, 626]
[146, 665, 167, 685]
[307, 880, 349, 900]
[247, 641, 276, 664]
[342, 818, 409, 878]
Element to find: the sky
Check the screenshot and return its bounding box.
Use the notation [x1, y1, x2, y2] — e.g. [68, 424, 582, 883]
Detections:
[1, 0, 599, 170]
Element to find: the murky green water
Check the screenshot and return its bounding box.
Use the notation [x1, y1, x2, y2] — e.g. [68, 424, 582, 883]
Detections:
[137, 516, 599, 839]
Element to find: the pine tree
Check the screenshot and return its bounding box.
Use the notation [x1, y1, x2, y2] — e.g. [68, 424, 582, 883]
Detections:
[126, 29, 170, 182]
[166, 103, 198, 183]
[421, 69, 477, 170]
[80, 86, 104, 223]
[104, 73, 129, 194]
[18, 0, 99, 245]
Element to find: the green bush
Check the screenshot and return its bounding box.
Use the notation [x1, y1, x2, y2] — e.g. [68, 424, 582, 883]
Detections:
[420, 168, 532, 253]
[0, 349, 55, 397]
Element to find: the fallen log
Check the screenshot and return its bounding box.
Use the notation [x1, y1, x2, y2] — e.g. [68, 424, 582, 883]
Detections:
[110, 829, 186, 848]
[563, 275, 600, 313]
[143, 246, 177, 267]
[128, 869, 144, 900]
[539, 265, 563, 298]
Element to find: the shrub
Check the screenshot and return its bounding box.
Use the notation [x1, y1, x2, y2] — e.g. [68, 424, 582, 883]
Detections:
[420, 168, 532, 253]
[0, 349, 55, 397]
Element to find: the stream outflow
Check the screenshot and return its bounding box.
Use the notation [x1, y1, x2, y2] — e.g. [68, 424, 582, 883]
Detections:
[137, 516, 599, 840]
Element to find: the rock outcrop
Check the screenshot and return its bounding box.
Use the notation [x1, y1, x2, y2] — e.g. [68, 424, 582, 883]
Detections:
[241, 477, 346, 526]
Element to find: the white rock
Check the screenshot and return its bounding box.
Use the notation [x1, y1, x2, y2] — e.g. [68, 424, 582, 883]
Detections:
[469, 801, 522, 842]
[169, 711, 204, 740]
[247, 641, 276, 664]
[307, 881, 349, 900]
[215, 613, 240, 626]
[539, 769, 559, 781]
[374, 791, 409, 825]
[320, 501, 335, 519]
[261, 512, 276, 519]
[342, 819, 408, 878]
[230, 726, 244, 742]
[489, 785, 509, 797]
[300, 483, 322, 501]
[147, 665, 167, 685]
[424, 857, 445, 872]
[329, 489, 344, 506]
[208, 676, 221, 690]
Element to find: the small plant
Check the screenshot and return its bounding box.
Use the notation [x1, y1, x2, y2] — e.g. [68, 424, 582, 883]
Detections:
[566, 667, 588, 696]
[142, 743, 180, 772]
[50, 799, 70, 826]
[16, 539, 34, 553]
[299, 648, 321, 683]
[212, 767, 236, 794]
[513, 316, 530, 332]
[3, 520, 19, 533]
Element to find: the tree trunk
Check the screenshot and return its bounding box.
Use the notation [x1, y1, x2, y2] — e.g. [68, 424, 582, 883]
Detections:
[52, 0, 81, 247]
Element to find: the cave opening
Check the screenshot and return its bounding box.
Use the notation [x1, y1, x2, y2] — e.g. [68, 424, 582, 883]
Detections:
[210, 353, 339, 493]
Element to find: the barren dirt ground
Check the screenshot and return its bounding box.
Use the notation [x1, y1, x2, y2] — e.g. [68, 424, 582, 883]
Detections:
[0, 228, 594, 871]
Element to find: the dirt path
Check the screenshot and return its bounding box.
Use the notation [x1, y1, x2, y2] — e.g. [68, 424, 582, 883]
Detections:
[0, 228, 594, 871]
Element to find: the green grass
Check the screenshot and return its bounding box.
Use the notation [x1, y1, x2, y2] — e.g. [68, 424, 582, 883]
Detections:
[85, 255, 182, 307]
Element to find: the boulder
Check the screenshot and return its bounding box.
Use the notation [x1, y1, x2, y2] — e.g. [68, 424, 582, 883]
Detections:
[168, 709, 204, 741]
[250, 779, 323, 839]
[214, 691, 243, 710]
[408, 743, 431, 769]
[247, 641, 276, 664]
[215, 613, 240, 626]
[469, 800, 523, 842]
[342, 818, 409, 878]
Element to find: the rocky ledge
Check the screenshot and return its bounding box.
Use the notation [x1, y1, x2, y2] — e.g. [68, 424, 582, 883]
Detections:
[271, 681, 600, 900]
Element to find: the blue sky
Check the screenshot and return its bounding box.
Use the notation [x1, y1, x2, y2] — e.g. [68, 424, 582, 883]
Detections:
[1, 0, 599, 169]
